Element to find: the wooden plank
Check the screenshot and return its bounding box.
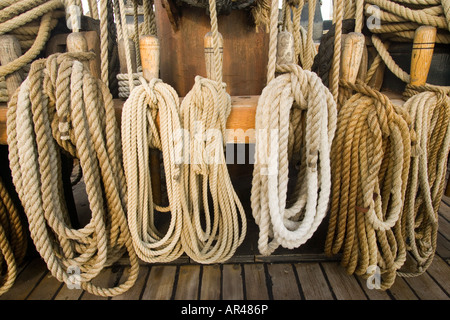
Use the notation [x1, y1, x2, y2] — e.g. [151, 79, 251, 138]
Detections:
[199, 265, 221, 300]
[80, 268, 122, 300]
[222, 264, 244, 300]
[26, 271, 63, 300]
[321, 262, 367, 300]
[436, 232, 450, 260]
[267, 263, 301, 300]
[426, 255, 450, 294]
[294, 263, 334, 300]
[141, 265, 177, 300]
[388, 277, 419, 300]
[439, 199, 450, 221]
[53, 281, 84, 300]
[243, 264, 269, 300]
[111, 266, 150, 300]
[356, 276, 391, 300]
[438, 215, 450, 241]
[174, 265, 200, 300]
[0, 258, 47, 300]
[404, 272, 449, 300]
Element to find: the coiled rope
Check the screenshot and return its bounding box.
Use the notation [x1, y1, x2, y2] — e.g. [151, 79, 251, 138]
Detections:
[398, 84, 450, 277]
[121, 72, 185, 263]
[325, 80, 412, 290]
[178, 0, 247, 264]
[0, 176, 27, 296]
[0, 0, 65, 102]
[251, 0, 337, 256]
[7, 51, 139, 297]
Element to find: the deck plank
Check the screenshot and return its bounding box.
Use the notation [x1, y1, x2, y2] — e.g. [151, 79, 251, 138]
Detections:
[356, 276, 391, 300]
[222, 264, 244, 300]
[436, 232, 450, 259]
[80, 268, 122, 300]
[174, 265, 200, 300]
[321, 262, 367, 300]
[53, 281, 84, 300]
[404, 272, 449, 300]
[141, 265, 177, 300]
[439, 200, 450, 221]
[200, 265, 221, 300]
[438, 215, 450, 241]
[426, 255, 450, 294]
[267, 264, 301, 300]
[388, 277, 419, 300]
[26, 272, 63, 300]
[111, 266, 150, 300]
[243, 264, 269, 300]
[0, 258, 47, 300]
[294, 263, 334, 300]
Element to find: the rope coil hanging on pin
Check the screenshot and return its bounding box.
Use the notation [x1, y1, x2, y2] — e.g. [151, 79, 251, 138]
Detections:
[177, 0, 247, 264]
[7, 51, 139, 297]
[121, 39, 185, 263]
[251, 0, 337, 256]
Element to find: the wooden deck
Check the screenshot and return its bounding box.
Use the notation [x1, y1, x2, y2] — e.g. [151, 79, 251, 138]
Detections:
[1, 195, 449, 301]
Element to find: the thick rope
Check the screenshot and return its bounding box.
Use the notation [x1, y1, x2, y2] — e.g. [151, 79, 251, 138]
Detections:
[325, 80, 412, 290]
[7, 52, 139, 297]
[0, 176, 27, 296]
[251, 63, 337, 255]
[398, 85, 450, 277]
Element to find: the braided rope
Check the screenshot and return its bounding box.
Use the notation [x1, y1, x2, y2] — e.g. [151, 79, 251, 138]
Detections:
[7, 52, 139, 297]
[325, 80, 412, 290]
[251, 63, 337, 256]
[398, 85, 450, 277]
[0, 176, 27, 296]
[122, 76, 185, 263]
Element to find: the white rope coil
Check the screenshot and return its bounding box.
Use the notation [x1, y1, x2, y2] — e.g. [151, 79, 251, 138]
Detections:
[251, 63, 337, 256]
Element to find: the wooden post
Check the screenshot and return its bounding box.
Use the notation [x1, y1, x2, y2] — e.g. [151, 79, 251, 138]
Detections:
[67, 32, 91, 72]
[410, 26, 436, 86]
[204, 31, 223, 81]
[140, 35, 162, 206]
[0, 35, 24, 100]
[340, 32, 365, 84]
[276, 31, 295, 65]
[410, 26, 449, 197]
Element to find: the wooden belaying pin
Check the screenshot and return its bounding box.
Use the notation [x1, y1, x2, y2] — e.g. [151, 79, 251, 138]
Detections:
[0, 35, 24, 99]
[410, 26, 437, 86]
[67, 32, 91, 72]
[204, 31, 223, 81]
[140, 35, 162, 206]
[340, 32, 365, 85]
[276, 31, 295, 65]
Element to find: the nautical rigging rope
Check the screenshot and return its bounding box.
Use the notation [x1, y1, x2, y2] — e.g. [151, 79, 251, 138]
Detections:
[251, 0, 337, 256]
[178, 0, 247, 263]
[325, 80, 412, 290]
[7, 52, 139, 297]
[0, 176, 27, 296]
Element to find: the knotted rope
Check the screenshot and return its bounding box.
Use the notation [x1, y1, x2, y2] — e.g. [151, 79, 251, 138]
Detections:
[0, 176, 27, 296]
[7, 52, 139, 297]
[251, 0, 337, 256]
[325, 80, 412, 290]
[122, 75, 185, 263]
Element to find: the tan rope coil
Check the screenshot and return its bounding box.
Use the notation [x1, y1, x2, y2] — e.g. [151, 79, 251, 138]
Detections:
[0, 176, 27, 296]
[178, 0, 247, 264]
[7, 52, 139, 297]
[325, 80, 412, 290]
[398, 85, 450, 277]
[122, 75, 185, 263]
